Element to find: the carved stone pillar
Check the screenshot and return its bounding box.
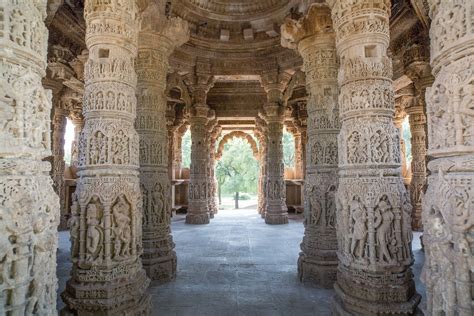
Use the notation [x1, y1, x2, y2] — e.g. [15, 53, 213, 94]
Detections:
[261, 100, 288, 225]
[255, 118, 267, 216]
[0, 1, 59, 314]
[70, 114, 84, 169]
[293, 129, 304, 179]
[61, 1, 151, 313]
[52, 106, 68, 230]
[406, 104, 426, 232]
[405, 47, 433, 232]
[422, 1, 473, 315]
[282, 3, 339, 287]
[136, 5, 189, 282]
[326, 1, 420, 314]
[208, 123, 221, 217]
[187, 105, 211, 224]
[393, 107, 411, 186]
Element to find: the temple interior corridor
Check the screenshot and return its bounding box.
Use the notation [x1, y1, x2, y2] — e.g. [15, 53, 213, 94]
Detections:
[57, 208, 426, 315]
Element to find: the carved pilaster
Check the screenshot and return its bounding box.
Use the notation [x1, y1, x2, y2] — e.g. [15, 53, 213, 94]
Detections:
[326, 0, 420, 314]
[0, 1, 59, 314]
[282, 3, 339, 288]
[61, 1, 151, 313]
[422, 1, 473, 315]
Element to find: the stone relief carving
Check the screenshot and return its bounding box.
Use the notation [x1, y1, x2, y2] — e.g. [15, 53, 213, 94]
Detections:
[0, 1, 60, 314]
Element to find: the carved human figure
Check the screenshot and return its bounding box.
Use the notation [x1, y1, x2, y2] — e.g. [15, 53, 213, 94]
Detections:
[112, 196, 132, 258]
[349, 199, 367, 260]
[68, 196, 80, 259]
[86, 203, 102, 262]
[374, 199, 395, 264]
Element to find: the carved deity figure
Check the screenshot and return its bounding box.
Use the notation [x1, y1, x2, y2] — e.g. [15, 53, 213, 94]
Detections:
[68, 196, 80, 259]
[349, 199, 367, 260]
[151, 184, 164, 225]
[374, 199, 395, 263]
[309, 186, 322, 225]
[86, 203, 102, 262]
[325, 186, 336, 228]
[112, 195, 131, 259]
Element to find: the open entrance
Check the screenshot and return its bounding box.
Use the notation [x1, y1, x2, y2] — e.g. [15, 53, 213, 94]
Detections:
[215, 132, 259, 210]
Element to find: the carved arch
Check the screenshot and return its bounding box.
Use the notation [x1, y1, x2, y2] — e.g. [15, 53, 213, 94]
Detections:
[215, 131, 259, 160]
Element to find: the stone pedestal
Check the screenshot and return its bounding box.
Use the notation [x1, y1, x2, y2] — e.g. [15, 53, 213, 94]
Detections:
[422, 1, 473, 315]
[327, 0, 420, 314]
[0, 1, 59, 313]
[136, 8, 189, 282]
[61, 1, 151, 313]
[282, 3, 339, 288]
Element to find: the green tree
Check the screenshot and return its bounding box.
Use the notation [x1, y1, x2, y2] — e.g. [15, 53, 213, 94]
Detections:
[282, 130, 295, 167]
[181, 129, 191, 168]
[215, 138, 259, 209]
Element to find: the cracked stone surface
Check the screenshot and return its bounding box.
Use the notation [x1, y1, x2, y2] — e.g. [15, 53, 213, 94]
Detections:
[56, 207, 427, 315]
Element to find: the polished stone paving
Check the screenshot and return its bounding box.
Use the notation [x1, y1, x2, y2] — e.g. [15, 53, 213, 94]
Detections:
[57, 206, 425, 315]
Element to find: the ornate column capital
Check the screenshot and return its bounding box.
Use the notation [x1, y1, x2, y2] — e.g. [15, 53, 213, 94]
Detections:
[281, 3, 334, 51]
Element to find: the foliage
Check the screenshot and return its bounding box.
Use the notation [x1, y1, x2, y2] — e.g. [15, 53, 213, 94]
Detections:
[215, 137, 259, 195]
[181, 128, 191, 168]
[282, 130, 295, 167]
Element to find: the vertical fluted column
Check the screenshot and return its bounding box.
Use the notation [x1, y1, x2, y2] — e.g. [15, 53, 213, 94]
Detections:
[52, 106, 68, 230]
[422, 1, 473, 315]
[264, 83, 288, 225]
[136, 6, 189, 282]
[62, 0, 151, 313]
[186, 105, 211, 224]
[0, 1, 59, 314]
[282, 3, 339, 287]
[326, 1, 420, 314]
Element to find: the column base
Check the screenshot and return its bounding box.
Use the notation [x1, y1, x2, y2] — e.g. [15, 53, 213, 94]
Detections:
[185, 213, 210, 224]
[143, 252, 177, 283]
[297, 253, 337, 288]
[332, 266, 420, 316]
[265, 213, 288, 225]
[61, 268, 151, 315]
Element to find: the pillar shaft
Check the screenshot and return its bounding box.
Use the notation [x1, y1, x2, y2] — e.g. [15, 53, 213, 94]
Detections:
[0, 1, 59, 314]
[422, 1, 473, 315]
[282, 3, 340, 287]
[136, 18, 188, 281]
[263, 108, 289, 224]
[52, 107, 68, 230]
[327, 1, 420, 314]
[186, 109, 211, 224]
[62, 1, 151, 313]
[71, 116, 84, 169]
[406, 105, 426, 232]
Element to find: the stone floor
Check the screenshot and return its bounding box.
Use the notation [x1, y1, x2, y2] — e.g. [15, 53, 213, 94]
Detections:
[57, 206, 426, 315]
